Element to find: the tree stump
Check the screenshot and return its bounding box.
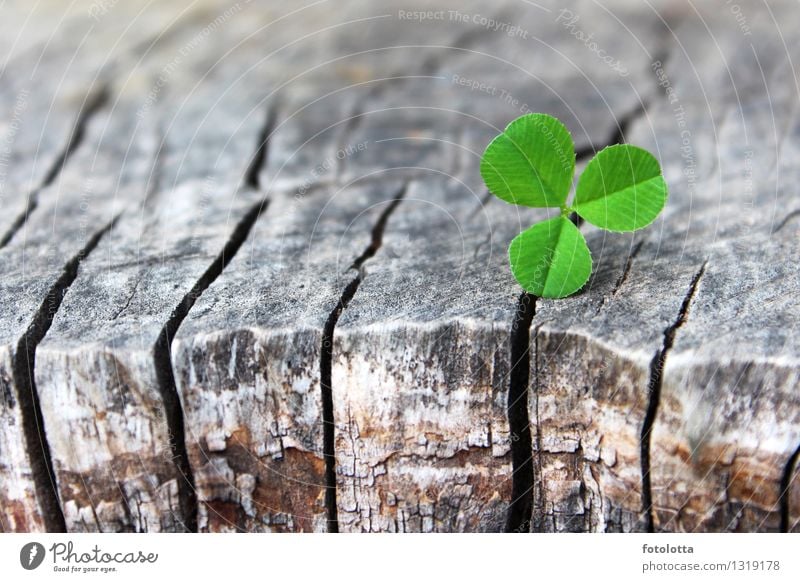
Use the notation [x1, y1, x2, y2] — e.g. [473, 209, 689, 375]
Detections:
[0, 0, 798, 532]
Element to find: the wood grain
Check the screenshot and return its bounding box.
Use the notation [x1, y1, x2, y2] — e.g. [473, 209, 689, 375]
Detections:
[0, 0, 797, 532]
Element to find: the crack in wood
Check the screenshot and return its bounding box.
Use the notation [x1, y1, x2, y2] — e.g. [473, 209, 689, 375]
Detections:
[148, 98, 278, 531]
[595, 238, 646, 315]
[641, 262, 707, 531]
[320, 182, 408, 533]
[349, 185, 407, 273]
[772, 208, 800, 234]
[0, 84, 110, 249]
[531, 325, 545, 531]
[568, 211, 584, 228]
[612, 239, 645, 297]
[153, 195, 269, 532]
[1, 0, 793, 534]
[468, 189, 495, 219]
[780, 443, 800, 531]
[11, 214, 119, 532]
[244, 97, 282, 191]
[110, 275, 144, 321]
[505, 292, 536, 532]
[574, 98, 651, 163]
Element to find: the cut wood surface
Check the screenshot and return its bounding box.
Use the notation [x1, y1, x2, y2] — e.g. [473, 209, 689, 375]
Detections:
[0, 0, 798, 532]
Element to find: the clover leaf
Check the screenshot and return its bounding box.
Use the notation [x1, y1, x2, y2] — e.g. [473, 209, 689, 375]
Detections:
[480, 113, 575, 208]
[509, 216, 592, 298]
[574, 144, 667, 231]
[482, 113, 668, 298]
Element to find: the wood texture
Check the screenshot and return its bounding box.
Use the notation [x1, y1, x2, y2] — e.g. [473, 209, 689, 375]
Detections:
[0, 0, 797, 533]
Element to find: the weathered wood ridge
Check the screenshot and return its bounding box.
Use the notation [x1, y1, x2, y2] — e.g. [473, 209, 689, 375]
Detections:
[0, 0, 798, 532]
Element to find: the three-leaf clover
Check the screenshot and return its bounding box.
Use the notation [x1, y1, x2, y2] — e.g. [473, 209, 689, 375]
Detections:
[480, 113, 667, 298]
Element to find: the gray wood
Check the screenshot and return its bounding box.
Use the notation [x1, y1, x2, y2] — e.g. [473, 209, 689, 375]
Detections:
[637, 2, 800, 532]
[526, 0, 800, 532]
[0, 13, 178, 528]
[173, 0, 669, 532]
[0, 0, 292, 531]
[0, 0, 798, 533]
[0, 1, 204, 244]
[33, 15, 295, 531]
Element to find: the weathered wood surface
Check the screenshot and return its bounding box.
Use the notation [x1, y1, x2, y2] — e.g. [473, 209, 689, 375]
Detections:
[0, 0, 798, 532]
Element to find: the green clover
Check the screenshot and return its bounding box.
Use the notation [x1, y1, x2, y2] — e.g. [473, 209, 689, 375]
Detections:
[481, 113, 668, 298]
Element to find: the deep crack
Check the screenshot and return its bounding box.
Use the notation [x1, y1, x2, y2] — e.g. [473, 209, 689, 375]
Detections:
[641, 262, 706, 531]
[505, 292, 536, 533]
[153, 195, 269, 532]
[149, 97, 277, 531]
[0, 85, 110, 249]
[12, 214, 119, 532]
[320, 183, 408, 533]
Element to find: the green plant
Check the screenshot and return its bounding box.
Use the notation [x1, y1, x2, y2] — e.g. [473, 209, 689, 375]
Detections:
[480, 113, 667, 298]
